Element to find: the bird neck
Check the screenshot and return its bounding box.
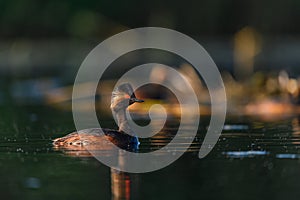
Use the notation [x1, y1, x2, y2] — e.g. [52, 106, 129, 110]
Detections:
[114, 109, 135, 135]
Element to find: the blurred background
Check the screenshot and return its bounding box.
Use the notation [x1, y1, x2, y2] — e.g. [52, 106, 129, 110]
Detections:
[0, 0, 300, 116]
[1, 1, 300, 200]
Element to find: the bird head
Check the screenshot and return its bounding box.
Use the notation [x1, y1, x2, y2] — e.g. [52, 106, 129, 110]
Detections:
[111, 83, 144, 112]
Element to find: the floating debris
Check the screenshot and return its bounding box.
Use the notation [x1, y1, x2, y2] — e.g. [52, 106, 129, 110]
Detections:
[223, 124, 249, 131]
[223, 150, 269, 158]
[24, 177, 41, 189]
[276, 154, 300, 159]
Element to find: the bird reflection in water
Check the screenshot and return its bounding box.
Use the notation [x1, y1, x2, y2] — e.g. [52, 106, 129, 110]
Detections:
[110, 166, 140, 200]
[53, 143, 139, 200]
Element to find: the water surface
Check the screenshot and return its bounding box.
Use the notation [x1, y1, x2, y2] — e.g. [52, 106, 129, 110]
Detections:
[1, 105, 300, 200]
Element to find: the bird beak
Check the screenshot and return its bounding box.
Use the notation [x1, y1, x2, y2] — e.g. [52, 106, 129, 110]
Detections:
[129, 92, 144, 104]
[129, 97, 144, 105]
[131, 98, 144, 103]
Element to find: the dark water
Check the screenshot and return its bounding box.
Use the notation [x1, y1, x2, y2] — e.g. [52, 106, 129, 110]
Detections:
[1, 105, 300, 200]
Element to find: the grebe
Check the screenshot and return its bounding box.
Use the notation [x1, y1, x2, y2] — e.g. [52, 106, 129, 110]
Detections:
[53, 83, 144, 150]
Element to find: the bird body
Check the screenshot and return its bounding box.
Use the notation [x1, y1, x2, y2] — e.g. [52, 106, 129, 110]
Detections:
[53, 83, 143, 151]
